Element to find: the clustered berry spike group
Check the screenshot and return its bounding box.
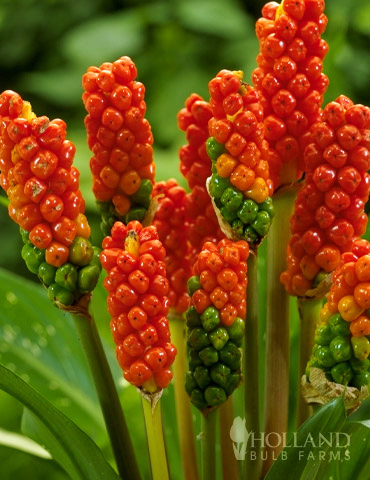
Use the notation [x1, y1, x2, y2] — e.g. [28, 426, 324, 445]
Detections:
[252, 0, 329, 188]
[82, 56, 155, 235]
[281, 96, 370, 297]
[177, 93, 224, 258]
[100, 220, 176, 391]
[206, 69, 275, 246]
[0, 90, 100, 307]
[152, 179, 192, 315]
[185, 238, 249, 411]
[306, 244, 370, 389]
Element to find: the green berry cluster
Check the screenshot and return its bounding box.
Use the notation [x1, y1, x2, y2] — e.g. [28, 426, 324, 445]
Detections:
[184, 239, 248, 412]
[307, 311, 370, 389]
[207, 137, 275, 245]
[21, 228, 101, 307]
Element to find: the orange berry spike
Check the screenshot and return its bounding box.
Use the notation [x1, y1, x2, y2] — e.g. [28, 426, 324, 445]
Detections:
[185, 238, 249, 411]
[306, 243, 370, 393]
[101, 220, 176, 393]
[82, 57, 155, 235]
[281, 97, 370, 298]
[0, 90, 100, 309]
[252, 0, 329, 189]
[207, 70, 275, 248]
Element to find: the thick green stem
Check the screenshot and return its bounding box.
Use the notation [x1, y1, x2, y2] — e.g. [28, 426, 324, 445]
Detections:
[170, 317, 199, 480]
[262, 188, 296, 477]
[72, 311, 141, 480]
[219, 397, 239, 480]
[244, 251, 261, 479]
[142, 397, 169, 480]
[297, 297, 323, 426]
[201, 408, 217, 480]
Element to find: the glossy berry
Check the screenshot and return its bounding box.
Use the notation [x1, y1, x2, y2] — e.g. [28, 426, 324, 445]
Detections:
[82, 57, 155, 235]
[0, 91, 100, 307]
[207, 70, 274, 247]
[185, 238, 248, 411]
[306, 244, 370, 390]
[282, 97, 370, 297]
[252, 0, 329, 188]
[101, 220, 176, 392]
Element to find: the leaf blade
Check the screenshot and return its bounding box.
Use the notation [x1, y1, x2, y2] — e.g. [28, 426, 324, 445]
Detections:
[0, 364, 120, 480]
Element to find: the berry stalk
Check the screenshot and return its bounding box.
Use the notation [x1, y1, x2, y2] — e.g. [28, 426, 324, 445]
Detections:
[142, 396, 170, 480]
[243, 251, 262, 480]
[219, 399, 239, 480]
[200, 408, 218, 480]
[262, 187, 296, 476]
[297, 297, 323, 425]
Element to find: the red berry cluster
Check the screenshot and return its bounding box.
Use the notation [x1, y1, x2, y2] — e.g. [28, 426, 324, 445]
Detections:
[152, 179, 192, 315]
[0, 90, 90, 266]
[177, 93, 224, 256]
[192, 239, 249, 325]
[281, 96, 370, 296]
[252, 0, 329, 189]
[208, 69, 273, 202]
[100, 220, 176, 390]
[82, 56, 155, 229]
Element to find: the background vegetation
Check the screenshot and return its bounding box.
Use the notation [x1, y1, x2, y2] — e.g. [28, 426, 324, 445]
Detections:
[1, 0, 370, 478]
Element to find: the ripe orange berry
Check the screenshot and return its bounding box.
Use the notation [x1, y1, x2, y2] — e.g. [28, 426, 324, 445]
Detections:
[353, 282, 370, 309]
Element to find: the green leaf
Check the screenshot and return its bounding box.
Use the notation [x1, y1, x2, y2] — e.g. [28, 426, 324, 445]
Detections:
[0, 267, 105, 441]
[317, 420, 370, 480]
[265, 397, 346, 479]
[0, 426, 51, 459]
[0, 364, 119, 480]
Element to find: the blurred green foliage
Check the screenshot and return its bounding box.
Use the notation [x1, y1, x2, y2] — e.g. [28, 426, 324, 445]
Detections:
[1, 0, 370, 478]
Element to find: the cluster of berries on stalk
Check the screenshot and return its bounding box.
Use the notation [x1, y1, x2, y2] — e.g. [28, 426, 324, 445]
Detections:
[185, 239, 249, 411]
[100, 220, 176, 391]
[252, 0, 329, 188]
[207, 69, 275, 246]
[307, 243, 370, 389]
[0, 90, 100, 307]
[281, 97, 370, 297]
[82, 56, 155, 235]
[177, 94, 224, 258]
[151, 179, 192, 315]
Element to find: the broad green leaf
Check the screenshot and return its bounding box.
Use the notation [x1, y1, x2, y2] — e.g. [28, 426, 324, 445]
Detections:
[265, 397, 346, 480]
[0, 427, 50, 459]
[317, 420, 370, 480]
[0, 364, 119, 480]
[22, 408, 81, 479]
[0, 267, 105, 441]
